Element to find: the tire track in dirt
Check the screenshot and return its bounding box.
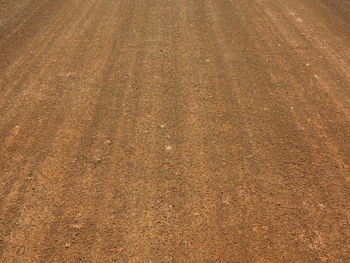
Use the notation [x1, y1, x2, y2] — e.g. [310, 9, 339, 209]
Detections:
[0, 0, 98, 123]
[210, 0, 350, 261]
[37, 1, 153, 261]
[0, 0, 125, 261]
[0, 0, 69, 70]
[0, 0, 110, 218]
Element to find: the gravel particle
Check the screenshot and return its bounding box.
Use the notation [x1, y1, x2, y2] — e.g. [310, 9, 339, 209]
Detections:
[166, 146, 172, 151]
[72, 224, 83, 229]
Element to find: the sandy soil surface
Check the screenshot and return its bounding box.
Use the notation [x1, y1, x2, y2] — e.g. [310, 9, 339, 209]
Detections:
[1, 0, 349, 262]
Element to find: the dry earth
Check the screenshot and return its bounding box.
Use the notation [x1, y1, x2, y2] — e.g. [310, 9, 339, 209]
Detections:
[0, 0, 350, 262]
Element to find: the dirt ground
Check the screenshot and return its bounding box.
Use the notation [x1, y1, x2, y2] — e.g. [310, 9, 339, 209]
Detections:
[0, 0, 349, 262]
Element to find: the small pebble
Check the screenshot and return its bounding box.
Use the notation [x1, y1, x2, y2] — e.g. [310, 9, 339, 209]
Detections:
[104, 140, 111, 145]
[166, 146, 172, 151]
[72, 224, 83, 229]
